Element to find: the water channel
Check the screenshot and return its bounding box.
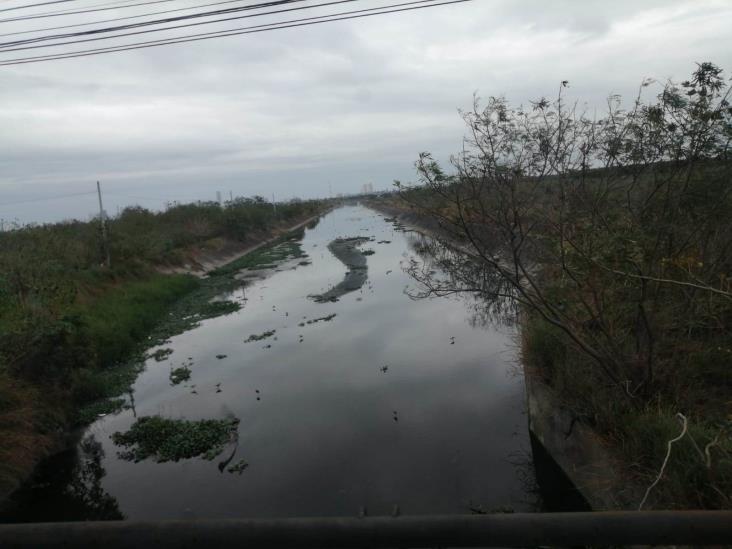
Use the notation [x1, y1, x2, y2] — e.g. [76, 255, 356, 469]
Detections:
[4, 205, 536, 521]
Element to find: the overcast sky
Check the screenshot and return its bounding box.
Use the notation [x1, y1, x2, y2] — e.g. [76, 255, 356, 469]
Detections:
[1, 0, 731, 224]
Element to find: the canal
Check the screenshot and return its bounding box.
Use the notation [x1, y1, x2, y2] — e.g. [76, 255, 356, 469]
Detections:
[3, 205, 535, 521]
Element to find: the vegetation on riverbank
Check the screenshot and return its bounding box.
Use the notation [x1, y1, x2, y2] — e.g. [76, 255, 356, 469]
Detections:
[382, 63, 732, 509]
[0, 196, 324, 498]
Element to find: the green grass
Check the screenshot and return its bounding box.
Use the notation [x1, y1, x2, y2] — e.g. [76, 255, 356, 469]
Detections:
[77, 274, 200, 370]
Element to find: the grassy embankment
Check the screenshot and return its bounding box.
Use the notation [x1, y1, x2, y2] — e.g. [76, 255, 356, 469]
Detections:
[0, 197, 324, 497]
[374, 163, 731, 510]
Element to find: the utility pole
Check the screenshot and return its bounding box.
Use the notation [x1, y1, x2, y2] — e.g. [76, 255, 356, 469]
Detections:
[229, 190, 233, 203]
[272, 193, 277, 216]
[97, 181, 111, 268]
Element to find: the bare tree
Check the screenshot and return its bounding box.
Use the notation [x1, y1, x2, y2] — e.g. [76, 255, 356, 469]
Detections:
[398, 63, 732, 402]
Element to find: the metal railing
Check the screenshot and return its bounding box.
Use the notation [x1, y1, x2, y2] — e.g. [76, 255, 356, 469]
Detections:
[1, 511, 731, 548]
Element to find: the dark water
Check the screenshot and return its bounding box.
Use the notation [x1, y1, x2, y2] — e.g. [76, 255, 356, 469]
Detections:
[4, 205, 535, 522]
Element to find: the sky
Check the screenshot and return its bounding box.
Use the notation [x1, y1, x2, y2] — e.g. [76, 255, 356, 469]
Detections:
[1, 0, 731, 224]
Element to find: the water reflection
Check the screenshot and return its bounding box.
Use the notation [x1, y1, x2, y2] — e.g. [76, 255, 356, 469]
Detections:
[66, 436, 124, 520]
[2, 435, 123, 522]
[403, 233, 518, 328]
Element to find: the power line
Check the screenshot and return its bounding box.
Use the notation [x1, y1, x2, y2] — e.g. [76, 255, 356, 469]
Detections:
[0, 0, 77, 14]
[0, 190, 96, 206]
[0, 0, 154, 22]
[0, 0, 471, 64]
[15, 0, 159, 17]
[0, 0, 176, 23]
[0, 0, 309, 47]
[0, 0, 273, 38]
[0, 0, 330, 49]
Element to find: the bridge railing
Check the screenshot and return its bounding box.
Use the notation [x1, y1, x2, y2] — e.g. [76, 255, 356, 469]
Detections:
[1, 511, 731, 548]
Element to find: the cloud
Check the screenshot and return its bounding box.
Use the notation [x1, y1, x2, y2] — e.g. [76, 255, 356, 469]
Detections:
[0, 0, 730, 222]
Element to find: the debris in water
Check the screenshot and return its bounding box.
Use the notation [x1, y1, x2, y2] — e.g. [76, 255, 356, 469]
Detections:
[216, 354, 227, 360]
[228, 459, 249, 475]
[169, 366, 192, 386]
[244, 329, 276, 343]
[304, 313, 337, 325]
[381, 365, 389, 373]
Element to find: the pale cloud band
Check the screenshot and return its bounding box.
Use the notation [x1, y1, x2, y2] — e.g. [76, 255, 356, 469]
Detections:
[0, 0, 730, 223]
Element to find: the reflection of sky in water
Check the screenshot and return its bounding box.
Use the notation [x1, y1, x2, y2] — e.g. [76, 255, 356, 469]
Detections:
[26, 205, 535, 520]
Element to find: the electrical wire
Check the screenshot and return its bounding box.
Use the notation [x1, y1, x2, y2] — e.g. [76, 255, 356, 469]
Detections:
[0, 0, 473, 65]
[0, 0, 335, 48]
[0, 0, 448, 52]
[0, 0, 309, 47]
[0, 0, 273, 38]
[0, 190, 96, 206]
[0, 0, 176, 23]
[0, 0, 77, 14]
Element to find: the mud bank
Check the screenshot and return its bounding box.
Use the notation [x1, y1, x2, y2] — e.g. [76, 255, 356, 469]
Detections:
[309, 237, 370, 303]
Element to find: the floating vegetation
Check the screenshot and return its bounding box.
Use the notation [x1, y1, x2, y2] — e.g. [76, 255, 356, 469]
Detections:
[199, 300, 240, 318]
[210, 231, 308, 277]
[150, 348, 173, 362]
[244, 329, 276, 343]
[169, 366, 191, 385]
[112, 416, 240, 463]
[228, 459, 249, 475]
